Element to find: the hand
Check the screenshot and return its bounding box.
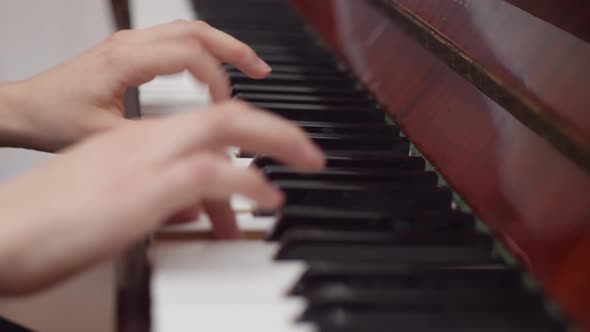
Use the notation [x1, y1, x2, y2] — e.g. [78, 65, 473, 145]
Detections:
[2, 19, 271, 151]
[0, 101, 324, 295]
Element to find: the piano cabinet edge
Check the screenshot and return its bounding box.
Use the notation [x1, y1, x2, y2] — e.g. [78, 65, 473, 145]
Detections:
[116, 241, 151, 332]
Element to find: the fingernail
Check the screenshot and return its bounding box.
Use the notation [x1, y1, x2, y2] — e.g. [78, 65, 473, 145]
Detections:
[264, 187, 285, 209]
[256, 58, 272, 72]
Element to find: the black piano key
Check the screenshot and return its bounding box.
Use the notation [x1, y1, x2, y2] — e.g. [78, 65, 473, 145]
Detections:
[227, 64, 342, 75]
[275, 240, 499, 265]
[226, 36, 317, 49]
[268, 206, 473, 241]
[207, 22, 309, 34]
[273, 180, 452, 212]
[223, 28, 310, 39]
[256, 107, 384, 123]
[199, 11, 301, 21]
[234, 92, 373, 106]
[232, 83, 366, 97]
[226, 62, 342, 75]
[197, 15, 303, 27]
[200, 10, 299, 18]
[293, 263, 525, 296]
[246, 135, 410, 158]
[0, 317, 33, 332]
[309, 310, 564, 332]
[303, 286, 546, 315]
[295, 121, 397, 135]
[302, 287, 555, 331]
[253, 154, 425, 170]
[280, 227, 491, 247]
[263, 167, 437, 185]
[252, 101, 376, 112]
[229, 72, 354, 87]
[223, 33, 314, 46]
[241, 134, 408, 157]
[253, 54, 337, 66]
[301, 133, 409, 152]
[249, 45, 330, 57]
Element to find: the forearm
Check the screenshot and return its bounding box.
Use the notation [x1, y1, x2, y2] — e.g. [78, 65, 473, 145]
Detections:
[0, 176, 104, 296]
[0, 179, 46, 295]
[0, 81, 38, 149]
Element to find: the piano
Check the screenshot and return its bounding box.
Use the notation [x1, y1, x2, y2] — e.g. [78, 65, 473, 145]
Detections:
[115, 0, 590, 331]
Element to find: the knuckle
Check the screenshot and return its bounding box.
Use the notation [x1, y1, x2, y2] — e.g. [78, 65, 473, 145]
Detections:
[100, 39, 128, 68]
[200, 101, 245, 141]
[188, 41, 204, 57]
[211, 107, 232, 128]
[100, 30, 137, 66]
[218, 101, 242, 118]
[192, 154, 220, 185]
[193, 20, 211, 31]
[108, 29, 133, 44]
[200, 109, 228, 139]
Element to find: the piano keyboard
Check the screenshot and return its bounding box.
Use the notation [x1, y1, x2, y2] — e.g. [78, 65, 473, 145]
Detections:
[131, 0, 567, 331]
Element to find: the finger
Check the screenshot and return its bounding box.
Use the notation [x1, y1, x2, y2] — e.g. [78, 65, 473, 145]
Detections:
[191, 21, 271, 79]
[162, 152, 284, 211]
[99, 33, 230, 100]
[203, 200, 241, 239]
[184, 44, 230, 101]
[145, 20, 271, 79]
[168, 102, 325, 172]
[166, 205, 201, 225]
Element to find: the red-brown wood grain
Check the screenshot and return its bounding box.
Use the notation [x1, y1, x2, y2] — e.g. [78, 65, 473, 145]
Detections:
[291, 0, 590, 329]
[505, 0, 590, 42]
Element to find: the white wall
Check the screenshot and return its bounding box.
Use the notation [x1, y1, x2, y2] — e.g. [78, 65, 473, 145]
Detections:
[0, 0, 114, 80]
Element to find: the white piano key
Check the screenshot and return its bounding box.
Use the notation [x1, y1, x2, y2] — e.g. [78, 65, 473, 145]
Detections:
[138, 72, 211, 114]
[233, 157, 254, 168]
[231, 194, 255, 211]
[131, 0, 212, 115]
[155, 304, 316, 332]
[152, 241, 283, 268]
[131, 0, 195, 29]
[154, 267, 303, 300]
[160, 212, 276, 233]
[152, 242, 311, 332]
[152, 243, 304, 298]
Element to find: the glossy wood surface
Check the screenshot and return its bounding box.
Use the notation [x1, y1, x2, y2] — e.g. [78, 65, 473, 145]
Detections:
[505, 0, 590, 42]
[292, 0, 590, 329]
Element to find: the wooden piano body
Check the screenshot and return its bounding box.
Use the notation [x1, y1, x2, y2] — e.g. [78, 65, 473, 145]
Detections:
[117, 0, 590, 330]
[290, 0, 590, 328]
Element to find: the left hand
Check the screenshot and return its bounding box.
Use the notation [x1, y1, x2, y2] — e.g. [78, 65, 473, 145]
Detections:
[0, 102, 324, 294]
[3, 19, 271, 152]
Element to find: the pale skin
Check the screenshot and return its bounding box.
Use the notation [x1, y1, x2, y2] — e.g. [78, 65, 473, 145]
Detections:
[0, 20, 325, 295]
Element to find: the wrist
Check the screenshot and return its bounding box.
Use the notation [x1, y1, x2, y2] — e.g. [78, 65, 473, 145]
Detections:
[0, 81, 38, 149]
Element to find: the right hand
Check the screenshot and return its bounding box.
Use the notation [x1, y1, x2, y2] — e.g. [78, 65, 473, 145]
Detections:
[1, 19, 272, 152]
[0, 101, 325, 295]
